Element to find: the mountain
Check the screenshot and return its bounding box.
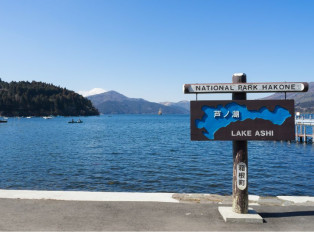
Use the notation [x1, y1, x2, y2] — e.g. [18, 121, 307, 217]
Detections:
[78, 88, 107, 97]
[0, 79, 99, 117]
[87, 91, 189, 114]
[261, 82, 314, 113]
[159, 100, 190, 111]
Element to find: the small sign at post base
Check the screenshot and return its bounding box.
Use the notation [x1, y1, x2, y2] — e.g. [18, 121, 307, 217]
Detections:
[237, 162, 247, 190]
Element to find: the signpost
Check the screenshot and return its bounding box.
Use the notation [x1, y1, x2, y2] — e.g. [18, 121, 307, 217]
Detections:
[184, 73, 308, 221]
[231, 74, 248, 215]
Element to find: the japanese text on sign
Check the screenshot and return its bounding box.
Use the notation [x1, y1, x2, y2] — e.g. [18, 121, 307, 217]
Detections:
[237, 162, 247, 190]
[214, 110, 240, 118]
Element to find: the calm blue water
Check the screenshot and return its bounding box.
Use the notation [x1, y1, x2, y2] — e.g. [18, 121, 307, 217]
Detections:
[0, 115, 313, 196]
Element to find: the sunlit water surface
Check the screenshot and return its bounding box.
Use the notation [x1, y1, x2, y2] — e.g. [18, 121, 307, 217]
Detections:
[0, 115, 313, 196]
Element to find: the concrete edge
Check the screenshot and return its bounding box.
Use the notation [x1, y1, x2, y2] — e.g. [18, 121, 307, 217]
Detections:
[0, 190, 313, 206]
[277, 196, 314, 204]
[0, 189, 179, 203]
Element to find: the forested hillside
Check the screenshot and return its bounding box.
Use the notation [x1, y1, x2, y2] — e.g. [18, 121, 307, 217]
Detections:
[0, 79, 99, 116]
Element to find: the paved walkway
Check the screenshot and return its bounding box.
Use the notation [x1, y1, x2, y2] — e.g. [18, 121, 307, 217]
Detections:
[0, 190, 313, 231]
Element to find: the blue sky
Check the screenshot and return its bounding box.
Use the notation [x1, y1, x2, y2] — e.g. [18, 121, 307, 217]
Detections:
[0, 0, 313, 102]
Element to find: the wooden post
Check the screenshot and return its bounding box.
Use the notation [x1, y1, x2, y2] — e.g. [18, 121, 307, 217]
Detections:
[232, 73, 248, 214]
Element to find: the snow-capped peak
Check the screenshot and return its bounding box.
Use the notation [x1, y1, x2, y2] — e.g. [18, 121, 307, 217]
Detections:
[78, 88, 107, 97]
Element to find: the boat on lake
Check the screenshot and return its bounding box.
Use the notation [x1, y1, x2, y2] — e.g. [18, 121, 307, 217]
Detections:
[68, 119, 83, 123]
[158, 108, 162, 115]
[0, 120, 7, 123]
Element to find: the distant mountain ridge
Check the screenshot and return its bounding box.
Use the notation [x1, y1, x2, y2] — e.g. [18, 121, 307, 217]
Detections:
[159, 101, 190, 111]
[87, 82, 313, 115]
[88, 91, 189, 114]
[261, 82, 314, 113]
[87, 82, 314, 114]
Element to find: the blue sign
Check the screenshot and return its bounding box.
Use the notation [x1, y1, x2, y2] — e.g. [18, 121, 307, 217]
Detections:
[190, 100, 295, 141]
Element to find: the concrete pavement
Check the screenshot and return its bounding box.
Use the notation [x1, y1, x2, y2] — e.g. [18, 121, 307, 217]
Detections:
[0, 190, 313, 231]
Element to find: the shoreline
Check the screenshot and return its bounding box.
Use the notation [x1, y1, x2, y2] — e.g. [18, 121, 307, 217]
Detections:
[1, 189, 313, 206]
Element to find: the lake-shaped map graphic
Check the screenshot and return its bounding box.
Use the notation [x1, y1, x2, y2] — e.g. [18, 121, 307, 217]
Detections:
[195, 102, 292, 140]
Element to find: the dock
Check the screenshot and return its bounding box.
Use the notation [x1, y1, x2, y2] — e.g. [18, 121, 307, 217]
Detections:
[295, 115, 314, 143]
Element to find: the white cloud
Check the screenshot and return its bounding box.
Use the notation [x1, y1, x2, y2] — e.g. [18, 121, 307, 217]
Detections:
[78, 88, 107, 97]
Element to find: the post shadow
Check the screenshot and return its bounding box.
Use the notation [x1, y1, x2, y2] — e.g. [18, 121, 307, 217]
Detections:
[259, 210, 314, 218]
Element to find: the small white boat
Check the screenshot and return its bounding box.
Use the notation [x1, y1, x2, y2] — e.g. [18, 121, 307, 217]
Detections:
[43, 116, 53, 119]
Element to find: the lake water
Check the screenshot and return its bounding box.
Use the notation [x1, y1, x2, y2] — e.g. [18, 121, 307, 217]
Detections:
[0, 115, 313, 196]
